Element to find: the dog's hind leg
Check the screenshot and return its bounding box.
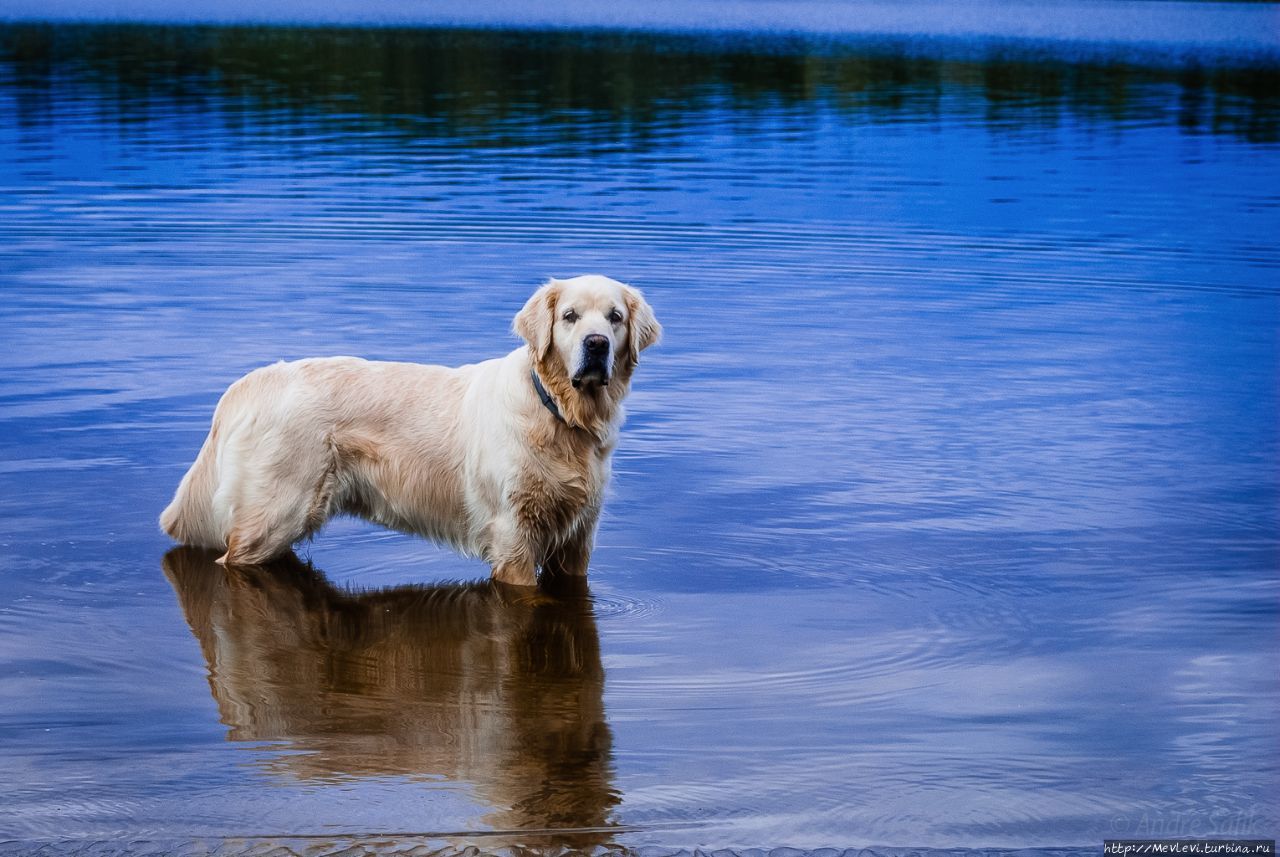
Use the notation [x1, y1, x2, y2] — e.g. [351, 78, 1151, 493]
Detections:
[217, 501, 308, 566]
[217, 499, 316, 566]
[216, 436, 341, 567]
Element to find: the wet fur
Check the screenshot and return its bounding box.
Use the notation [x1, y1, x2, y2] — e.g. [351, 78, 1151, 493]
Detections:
[160, 275, 661, 586]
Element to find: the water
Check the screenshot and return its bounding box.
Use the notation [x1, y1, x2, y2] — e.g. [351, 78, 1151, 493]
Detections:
[1, 12, 1278, 854]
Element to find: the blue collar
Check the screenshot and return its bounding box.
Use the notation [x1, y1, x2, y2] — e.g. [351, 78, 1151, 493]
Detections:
[530, 369, 564, 423]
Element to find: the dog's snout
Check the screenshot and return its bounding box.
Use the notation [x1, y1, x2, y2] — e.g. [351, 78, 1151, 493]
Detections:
[584, 334, 609, 356]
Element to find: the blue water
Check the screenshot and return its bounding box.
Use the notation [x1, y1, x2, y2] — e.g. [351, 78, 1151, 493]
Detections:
[0, 12, 1277, 854]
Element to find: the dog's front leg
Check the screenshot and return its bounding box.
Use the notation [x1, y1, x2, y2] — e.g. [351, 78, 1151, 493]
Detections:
[542, 511, 598, 579]
[490, 555, 537, 587]
[486, 518, 539, 587]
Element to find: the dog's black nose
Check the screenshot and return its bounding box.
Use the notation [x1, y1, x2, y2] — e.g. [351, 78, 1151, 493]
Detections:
[584, 334, 609, 356]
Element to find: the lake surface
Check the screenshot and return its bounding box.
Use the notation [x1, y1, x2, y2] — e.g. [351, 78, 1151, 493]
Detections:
[1, 11, 1278, 855]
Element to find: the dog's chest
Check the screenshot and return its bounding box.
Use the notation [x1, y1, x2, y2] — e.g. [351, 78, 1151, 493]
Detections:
[513, 441, 610, 534]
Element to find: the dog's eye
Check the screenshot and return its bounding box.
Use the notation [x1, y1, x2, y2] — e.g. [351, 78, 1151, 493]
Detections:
[562, 309, 578, 323]
[608, 309, 623, 325]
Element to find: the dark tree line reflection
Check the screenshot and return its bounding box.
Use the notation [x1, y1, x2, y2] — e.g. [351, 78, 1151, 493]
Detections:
[2, 23, 1277, 144]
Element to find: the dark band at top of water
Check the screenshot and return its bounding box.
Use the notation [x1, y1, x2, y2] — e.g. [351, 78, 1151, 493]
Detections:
[1, 23, 1278, 145]
[1, 0, 1278, 62]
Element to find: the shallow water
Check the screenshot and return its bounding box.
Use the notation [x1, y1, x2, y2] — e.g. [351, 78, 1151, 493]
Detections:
[0, 14, 1278, 854]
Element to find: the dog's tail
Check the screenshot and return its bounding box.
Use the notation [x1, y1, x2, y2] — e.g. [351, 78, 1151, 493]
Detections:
[160, 424, 228, 550]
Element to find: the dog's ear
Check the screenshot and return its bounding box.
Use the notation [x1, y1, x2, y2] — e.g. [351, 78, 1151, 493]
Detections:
[624, 285, 662, 364]
[514, 279, 560, 361]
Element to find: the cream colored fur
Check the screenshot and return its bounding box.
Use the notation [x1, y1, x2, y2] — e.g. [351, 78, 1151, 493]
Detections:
[159, 275, 661, 586]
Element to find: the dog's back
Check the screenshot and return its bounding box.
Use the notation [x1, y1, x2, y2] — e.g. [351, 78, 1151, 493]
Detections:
[160, 356, 484, 564]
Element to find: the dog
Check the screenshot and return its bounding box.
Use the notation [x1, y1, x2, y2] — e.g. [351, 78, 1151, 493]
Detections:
[159, 275, 660, 586]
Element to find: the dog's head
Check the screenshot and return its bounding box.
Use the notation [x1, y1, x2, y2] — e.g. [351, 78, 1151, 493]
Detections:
[515, 275, 660, 431]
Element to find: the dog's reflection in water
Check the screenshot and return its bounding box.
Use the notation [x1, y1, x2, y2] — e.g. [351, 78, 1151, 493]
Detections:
[162, 547, 617, 844]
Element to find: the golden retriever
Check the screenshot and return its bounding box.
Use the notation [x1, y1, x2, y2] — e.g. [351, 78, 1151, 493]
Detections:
[159, 275, 660, 586]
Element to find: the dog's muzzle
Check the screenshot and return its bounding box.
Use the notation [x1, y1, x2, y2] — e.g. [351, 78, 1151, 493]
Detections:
[572, 334, 611, 389]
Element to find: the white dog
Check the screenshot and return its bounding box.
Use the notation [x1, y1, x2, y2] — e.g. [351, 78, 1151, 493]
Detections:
[159, 275, 661, 586]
